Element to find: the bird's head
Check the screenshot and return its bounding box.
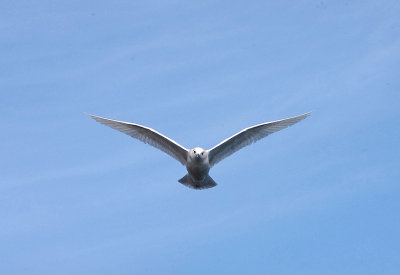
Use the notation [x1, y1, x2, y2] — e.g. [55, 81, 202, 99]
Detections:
[190, 147, 207, 161]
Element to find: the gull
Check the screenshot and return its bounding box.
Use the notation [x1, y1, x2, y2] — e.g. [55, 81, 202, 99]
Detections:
[88, 112, 310, 190]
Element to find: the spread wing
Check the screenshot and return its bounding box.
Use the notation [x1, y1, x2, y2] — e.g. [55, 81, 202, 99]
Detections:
[88, 114, 188, 165]
[208, 112, 311, 166]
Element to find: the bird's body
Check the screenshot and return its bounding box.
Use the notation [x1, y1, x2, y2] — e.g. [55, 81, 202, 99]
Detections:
[186, 147, 210, 181]
[89, 112, 310, 190]
[179, 147, 215, 189]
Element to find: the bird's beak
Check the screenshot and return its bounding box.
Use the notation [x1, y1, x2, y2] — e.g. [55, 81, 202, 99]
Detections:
[196, 154, 200, 159]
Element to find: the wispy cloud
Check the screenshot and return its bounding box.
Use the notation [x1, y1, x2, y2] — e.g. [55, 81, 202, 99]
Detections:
[0, 148, 155, 189]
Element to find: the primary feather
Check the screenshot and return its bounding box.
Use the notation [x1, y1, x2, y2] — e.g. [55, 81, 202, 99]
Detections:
[88, 114, 188, 165]
[208, 112, 311, 166]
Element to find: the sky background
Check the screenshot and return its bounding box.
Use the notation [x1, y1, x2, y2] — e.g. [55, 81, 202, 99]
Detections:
[1, 0, 400, 274]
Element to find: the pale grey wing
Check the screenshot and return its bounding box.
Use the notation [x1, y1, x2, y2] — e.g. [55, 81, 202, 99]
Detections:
[208, 112, 311, 166]
[88, 114, 188, 165]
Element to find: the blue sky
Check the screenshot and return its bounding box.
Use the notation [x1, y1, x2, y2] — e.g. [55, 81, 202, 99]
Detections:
[1, 0, 399, 274]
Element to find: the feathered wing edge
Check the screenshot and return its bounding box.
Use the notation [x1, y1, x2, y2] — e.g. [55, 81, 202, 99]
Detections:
[207, 112, 311, 166]
[88, 114, 188, 165]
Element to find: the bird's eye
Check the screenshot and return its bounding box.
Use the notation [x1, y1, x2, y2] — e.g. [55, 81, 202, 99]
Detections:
[193, 150, 196, 154]
[201, 152, 204, 155]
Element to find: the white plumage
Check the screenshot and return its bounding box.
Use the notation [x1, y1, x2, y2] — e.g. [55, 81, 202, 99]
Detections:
[89, 112, 310, 190]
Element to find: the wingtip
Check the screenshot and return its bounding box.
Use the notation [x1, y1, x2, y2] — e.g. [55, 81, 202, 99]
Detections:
[304, 111, 312, 117]
[86, 113, 100, 120]
[297, 111, 312, 119]
[286, 111, 312, 121]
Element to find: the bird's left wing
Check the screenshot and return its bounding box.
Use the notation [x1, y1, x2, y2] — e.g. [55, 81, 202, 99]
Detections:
[88, 114, 188, 165]
[208, 112, 311, 166]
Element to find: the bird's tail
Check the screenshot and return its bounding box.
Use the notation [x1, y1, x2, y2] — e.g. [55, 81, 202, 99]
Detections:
[178, 174, 217, 190]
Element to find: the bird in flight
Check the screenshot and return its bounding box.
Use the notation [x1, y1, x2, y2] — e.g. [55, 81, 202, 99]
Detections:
[89, 112, 310, 190]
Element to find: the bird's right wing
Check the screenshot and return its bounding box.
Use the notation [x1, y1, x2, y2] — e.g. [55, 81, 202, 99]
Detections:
[88, 114, 188, 165]
[208, 112, 311, 166]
